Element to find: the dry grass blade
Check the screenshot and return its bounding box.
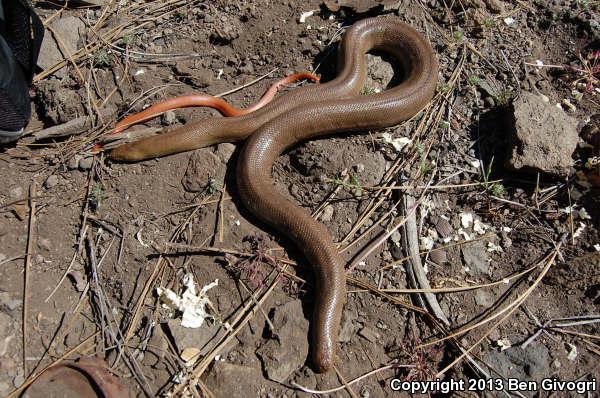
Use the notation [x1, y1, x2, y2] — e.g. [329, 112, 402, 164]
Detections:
[22, 181, 37, 377]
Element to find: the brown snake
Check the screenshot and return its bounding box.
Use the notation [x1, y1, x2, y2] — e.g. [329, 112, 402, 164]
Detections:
[110, 16, 438, 373]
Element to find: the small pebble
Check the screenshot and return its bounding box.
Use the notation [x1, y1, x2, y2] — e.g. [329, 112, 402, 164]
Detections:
[13, 374, 24, 388]
[38, 238, 52, 252]
[162, 110, 177, 125]
[44, 175, 59, 189]
[67, 155, 80, 170]
[9, 186, 23, 199]
[78, 156, 94, 170]
[358, 327, 380, 343]
[320, 205, 334, 222]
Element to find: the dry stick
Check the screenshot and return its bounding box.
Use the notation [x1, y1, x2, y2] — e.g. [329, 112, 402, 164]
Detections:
[401, 194, 449, 326]
[22, 181, 37, 376]
[333, 365, 359, 398]
[26, 107, 115, 142]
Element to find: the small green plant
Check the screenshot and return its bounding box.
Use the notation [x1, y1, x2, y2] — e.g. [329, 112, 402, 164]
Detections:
[119, 34, 133, 46]
[452, 30, 464, 42]
[207, 178, 223, 195]
[492, 87, 515, 107]
[483, 17, 496, 28]
[348, 174, 362, 196]
[468, 74, 481, 86]
[437, 82, 451, 94]
[92, 49, 111, 67]
[90, 182, 105, 210]
[490, 182, 507, 196]
[479, 156, 506, 196]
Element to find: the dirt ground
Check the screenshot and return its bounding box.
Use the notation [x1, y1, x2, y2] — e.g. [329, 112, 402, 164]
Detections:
[1, 0, 599, 397]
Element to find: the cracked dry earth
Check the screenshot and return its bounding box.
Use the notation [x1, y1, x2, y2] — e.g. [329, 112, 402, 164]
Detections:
[0, 0, 599, 397]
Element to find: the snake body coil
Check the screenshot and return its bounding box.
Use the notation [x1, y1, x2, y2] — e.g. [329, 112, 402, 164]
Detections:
[110, 17, 438, 373]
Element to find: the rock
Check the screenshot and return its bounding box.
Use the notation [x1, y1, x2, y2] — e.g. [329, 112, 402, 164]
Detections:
[239, 61, 254, 75]
[0, 312, 12, 353]
[67, 155, 80, 170]
[78, 156, 94, 171]
[358, 326, 380, 343]
[44, 175, 59, 189]
[210, 20, 240, 44]
[181, 149, 224, 192]
[173, 63, 212, 87]
[38, 16, 86, 78]
[256, 300, 309, 383]
[506, 92, 578, 177]
[38, 238, 52, 252]
[12, 373, 24, 388]
[166, 318, 223, 356]
[215, 143, 236, 164]
[205, 361, 278, 396]
[367, 54, 394, 89]
[484, 342, 550, 381]
[461, 240, 490, 276]
[161, 110, 177, 126]
[9, 186, 23, 200]
[474, 290, 493, 306]
[320, 205, 334, 223]
[338, 309, 358, 343]
[0, 291, 22, 311]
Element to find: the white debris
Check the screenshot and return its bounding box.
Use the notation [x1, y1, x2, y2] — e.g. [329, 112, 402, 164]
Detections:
[299, 10, 315, 23]
[535, 59, 544, 67]
[136, 229, 149, 248]
[503, 17, 515, 26]
[460, 212, 474, 229]
[134, 69, 145, 76]
[573, 222, 586, 239]
[487, 241, 503, 253]
[381, 133, 412, 152]
[424, 228, 439, 249]
[578, 207, 591, 220]
[497, 338, 512, 351]
[217, 69, 224, 79]
[421, 235, 435, 251]
[566, 343, 578, 361]
[458, 228, 474, 241]
[473, 219, 487, 235]
[594, 244, 600, 252]
[501, 226, 512, 233]
[157, 274, 218, 329]
[468, 159, 481, 169]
